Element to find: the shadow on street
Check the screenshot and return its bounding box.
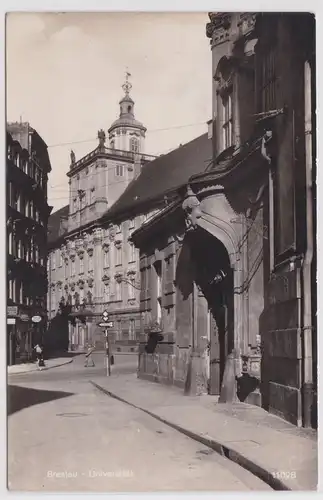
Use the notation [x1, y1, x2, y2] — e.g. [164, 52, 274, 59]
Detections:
[7, 385, 75, 416]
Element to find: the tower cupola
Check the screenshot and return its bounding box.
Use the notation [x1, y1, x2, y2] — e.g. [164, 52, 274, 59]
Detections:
[108, 71, 146, 152]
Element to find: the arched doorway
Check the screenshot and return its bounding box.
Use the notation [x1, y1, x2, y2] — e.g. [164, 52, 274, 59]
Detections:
[188, 227, 234, 395]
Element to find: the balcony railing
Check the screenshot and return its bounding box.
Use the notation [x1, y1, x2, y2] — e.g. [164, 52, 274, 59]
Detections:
[70, 146, 157, 171]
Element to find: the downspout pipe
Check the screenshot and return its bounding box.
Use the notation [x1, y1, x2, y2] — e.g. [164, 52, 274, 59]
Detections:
[302, 60, 314, 428]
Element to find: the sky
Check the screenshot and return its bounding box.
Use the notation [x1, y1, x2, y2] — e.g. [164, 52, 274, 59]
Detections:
[6, 12, 212, 212]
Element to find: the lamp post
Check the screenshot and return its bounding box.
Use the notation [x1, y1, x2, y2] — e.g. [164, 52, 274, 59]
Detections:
[98, 310, 114, 376]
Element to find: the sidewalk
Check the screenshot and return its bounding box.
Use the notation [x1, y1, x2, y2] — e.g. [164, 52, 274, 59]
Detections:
[7, 357, 73, 375]
[91, 373, 317, 491]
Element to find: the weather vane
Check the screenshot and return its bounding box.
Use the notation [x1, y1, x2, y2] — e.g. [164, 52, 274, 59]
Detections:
[122, 68, 132, 95]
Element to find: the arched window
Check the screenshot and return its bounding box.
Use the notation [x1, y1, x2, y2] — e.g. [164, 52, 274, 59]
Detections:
[110, 140, 115, 149]
[130, 137, 139, 153]
[215, 56, 235, 152]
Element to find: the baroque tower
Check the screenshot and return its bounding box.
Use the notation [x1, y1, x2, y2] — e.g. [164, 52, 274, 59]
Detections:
[108, 72, 146, 153]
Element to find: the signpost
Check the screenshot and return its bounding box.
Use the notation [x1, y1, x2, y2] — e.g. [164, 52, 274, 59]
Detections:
[99, 310, 114, 376]
[7, 306, 18, 317]
[31, 315, 42, 323]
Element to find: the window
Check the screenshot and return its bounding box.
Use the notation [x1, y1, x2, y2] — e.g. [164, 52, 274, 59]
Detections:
[8, 280, 14, 300]
[116, 281, 122, 301]
[129, 219, 135, 230]
[104, 284, 110, 303]
[130, 137, 139, 153]
[14, 153, 19, 167]
[79, 257, 84, 274]
[59, 252, 63, 267]
[29, 200, 34, 219]
[13, 189, 20, 211]
[116, 246, 122, 266]
[64, 259, 69, 279]
[17, 239, 22, 259]
[23, 198, 28, 217]
[154, 261, 162, 323]
[88, 255, 93, 272]
[128, 278, 135, 300]
[116, 320, 122, 341]
[90, 188, 95, 204]
[103, 249, 110, 268]
[51, 291, 56, 311]
[80, 288, 84, 304]
[51, 252, 56, 270]
[111, 140, 115, 149]
[260, 48, 276, 112]
[17, 281, 23, 304]
[8, 231, 13, 255]
[8, 183, 13, 206]
[116, 165, 124, 176]
[73, 198, 78, 212]
[222, 92, 233, 150]
[129, 241, 136, 262]
[129, 319, 135, 340]
[71, 259, 76, 276]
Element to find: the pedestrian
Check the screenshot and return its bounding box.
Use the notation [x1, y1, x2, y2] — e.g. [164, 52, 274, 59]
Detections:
[84, 343, 95, 367]
[34, 344, 45, 370]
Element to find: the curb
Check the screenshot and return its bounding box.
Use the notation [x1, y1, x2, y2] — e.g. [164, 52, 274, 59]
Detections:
[8, 359, 73, 375]
[91, 381, 290, 491]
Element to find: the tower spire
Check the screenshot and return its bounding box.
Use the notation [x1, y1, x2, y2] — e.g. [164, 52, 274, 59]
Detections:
[122, 69, 132, 96]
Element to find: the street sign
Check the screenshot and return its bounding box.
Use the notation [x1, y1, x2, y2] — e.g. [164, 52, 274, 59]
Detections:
[7, 306, 18, 316]
[7, 318, 16, 325]
[31, 315, 42, 323]
[98, 321, 114, 328]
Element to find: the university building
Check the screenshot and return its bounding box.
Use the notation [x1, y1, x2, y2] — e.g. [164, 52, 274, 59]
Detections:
[7, 122, 52, 365]
[47, 78, 156, 352]
[131, 13, 316, 428]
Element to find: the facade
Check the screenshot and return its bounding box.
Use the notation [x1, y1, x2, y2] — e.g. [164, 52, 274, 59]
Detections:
[132, 13, 316, 428]
[7, 122, 52, 365]
[47, 80, 156, 353]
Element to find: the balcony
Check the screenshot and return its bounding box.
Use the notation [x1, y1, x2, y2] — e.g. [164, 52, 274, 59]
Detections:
[69, 146, 157, 174]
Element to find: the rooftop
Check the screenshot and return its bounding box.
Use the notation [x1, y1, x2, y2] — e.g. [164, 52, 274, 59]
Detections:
[48, 205, 69, 244]
[102, 132, 212, 222]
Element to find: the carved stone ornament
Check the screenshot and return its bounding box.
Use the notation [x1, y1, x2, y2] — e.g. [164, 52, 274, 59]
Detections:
[70, 282, 76, 291]
[102, 274, 110, 283]
[77, 279, 85, 289]
[102, 242, 110, 252]
[50, 282, 56, 289]
[114, 239, 122, 249]
[206, 12, 232, 46]
[64, 284, 69, 290]
[237, 12, 257, 38]
[70, 253, 76, 262]
[77, 248, 85, 258]
[87, 247, 94, 257]
[115, 272, 123, 283]
[87, 277, 94, 288]
[93, 228, 102, 244]
[182, 185, 202, 232]
[127, 269, 136, 277]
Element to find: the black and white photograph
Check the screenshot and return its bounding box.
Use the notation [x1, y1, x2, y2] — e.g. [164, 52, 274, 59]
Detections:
[5, 9, 318, 494]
